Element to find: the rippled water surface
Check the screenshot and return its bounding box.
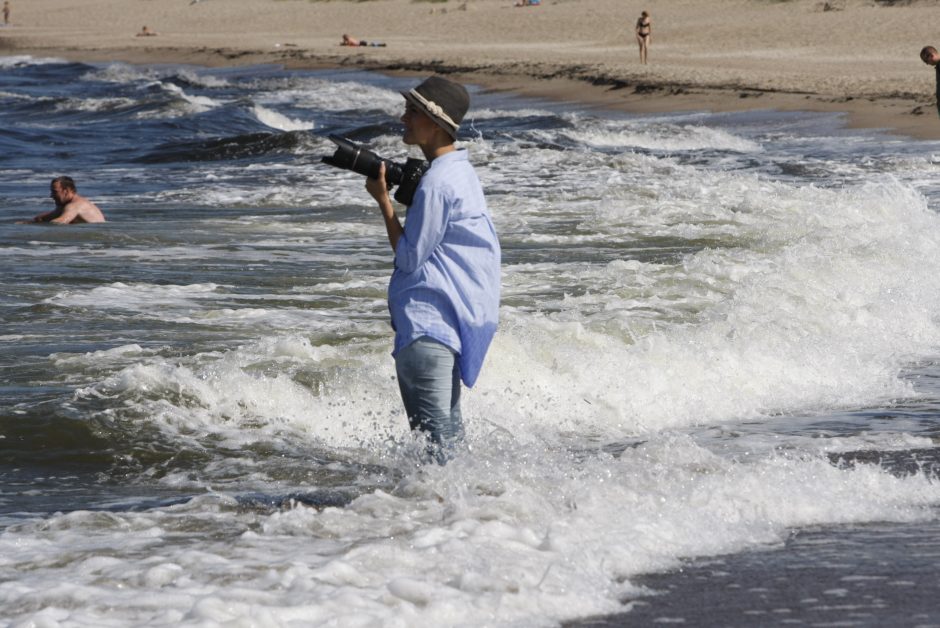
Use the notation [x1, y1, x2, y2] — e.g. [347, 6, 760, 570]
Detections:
[2, 57, 940, 627]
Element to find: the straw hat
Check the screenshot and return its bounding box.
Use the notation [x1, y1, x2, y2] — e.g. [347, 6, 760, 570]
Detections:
[402, 76, 470, 139]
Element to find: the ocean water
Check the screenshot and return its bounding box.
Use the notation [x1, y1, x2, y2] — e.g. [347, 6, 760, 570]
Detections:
[2, 56, 940, 627]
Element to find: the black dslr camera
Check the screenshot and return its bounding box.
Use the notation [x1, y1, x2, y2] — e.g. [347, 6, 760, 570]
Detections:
[322, 134, 429, 206]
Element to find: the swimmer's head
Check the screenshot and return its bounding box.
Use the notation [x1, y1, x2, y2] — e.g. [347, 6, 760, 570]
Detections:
[50, 176, 76, 205]
[51, 176, 76, 192]
[921, 46, 939, 65]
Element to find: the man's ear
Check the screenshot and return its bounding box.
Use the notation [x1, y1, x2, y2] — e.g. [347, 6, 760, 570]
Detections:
[436, 126, 456, 145]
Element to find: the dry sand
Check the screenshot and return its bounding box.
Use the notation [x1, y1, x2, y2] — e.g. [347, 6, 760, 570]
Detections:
[2, 0, 940, 138]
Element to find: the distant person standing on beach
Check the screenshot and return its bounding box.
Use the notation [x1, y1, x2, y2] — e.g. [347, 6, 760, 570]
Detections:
[921, 46, 940, 117]
[365, 76, 501, 464]
[635, 10, 651, 65]
[2, 2, 10, 26]
[21, 177, 106, 224]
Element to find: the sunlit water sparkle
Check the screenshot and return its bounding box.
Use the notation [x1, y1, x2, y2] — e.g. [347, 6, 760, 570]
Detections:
[2, 57, 940, 627]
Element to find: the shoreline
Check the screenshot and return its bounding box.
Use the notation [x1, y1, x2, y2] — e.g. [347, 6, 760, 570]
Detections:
[2, 0, 940, 140]
[8, 42, 940, 141]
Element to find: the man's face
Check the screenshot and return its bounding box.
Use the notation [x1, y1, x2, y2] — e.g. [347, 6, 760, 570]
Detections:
[922, 49, 940, 66]
[401, 102, 440, 146]
[50, 182, 73, 206]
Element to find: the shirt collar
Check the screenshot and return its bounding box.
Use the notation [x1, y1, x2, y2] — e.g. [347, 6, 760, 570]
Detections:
[431, 148, 468, 165]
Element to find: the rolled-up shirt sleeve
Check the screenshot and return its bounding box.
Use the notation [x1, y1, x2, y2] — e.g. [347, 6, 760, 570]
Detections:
[394, 184, 451, 274]
[386, 149, 500, 387]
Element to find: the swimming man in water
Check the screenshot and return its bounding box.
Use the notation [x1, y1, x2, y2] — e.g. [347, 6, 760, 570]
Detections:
[23, 176, 106, 224]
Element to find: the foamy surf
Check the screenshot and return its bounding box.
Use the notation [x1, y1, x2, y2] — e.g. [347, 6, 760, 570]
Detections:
[2, 59, 940, 627]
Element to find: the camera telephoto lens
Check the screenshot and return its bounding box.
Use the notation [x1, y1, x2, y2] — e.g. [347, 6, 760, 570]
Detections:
[322, 135, 402, 184]
[322, 135, 428, 206]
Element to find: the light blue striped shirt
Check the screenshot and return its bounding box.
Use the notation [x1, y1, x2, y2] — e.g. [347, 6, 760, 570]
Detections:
[388, 149, 501, 387]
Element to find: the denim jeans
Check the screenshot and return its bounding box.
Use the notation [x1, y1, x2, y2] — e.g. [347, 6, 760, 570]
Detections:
[395, 336, 463, 463]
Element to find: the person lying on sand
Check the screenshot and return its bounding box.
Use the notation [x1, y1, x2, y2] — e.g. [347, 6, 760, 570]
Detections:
[136, 25, 157, 37]
[921, 45, 940, 118]
[20, 176, 106, 224]
[340, 34, 386, 47]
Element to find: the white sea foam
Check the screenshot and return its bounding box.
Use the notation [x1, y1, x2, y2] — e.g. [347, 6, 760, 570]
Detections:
[56, 166, 940, 487]
[74, 335, 400, 453]
[173, 68, 231, 89]
[472, 106, 558, 120]
[150, 164, 396, 208]
[159, 82, 224, 113]
[478, 175, 940, 438]
[0, 435, 937, 627]
[53, 343, 151, 364]
[53, 96, 137, 113]
[0, 55, 67, 68]
[48, 281, 222, 307]
[0, 90, 34, 101]
[80, 63, 225, 90]
[83, 63, 158, 84]
[46, 282, 386, 333]
[6, 67, 940, 628]
[554, 115, 763, 152]
[252, 78, 402, 116]
[251, 105, 315, 132]
[53, 145, 940, 444]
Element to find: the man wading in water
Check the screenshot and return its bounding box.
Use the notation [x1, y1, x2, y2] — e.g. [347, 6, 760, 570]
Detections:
[365, 76, 501, 464]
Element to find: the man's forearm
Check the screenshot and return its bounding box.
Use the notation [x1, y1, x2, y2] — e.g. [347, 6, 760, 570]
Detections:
[381, 201, 403, 252]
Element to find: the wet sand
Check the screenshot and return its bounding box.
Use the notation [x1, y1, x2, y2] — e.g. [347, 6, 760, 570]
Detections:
[568, 520, 940, 627]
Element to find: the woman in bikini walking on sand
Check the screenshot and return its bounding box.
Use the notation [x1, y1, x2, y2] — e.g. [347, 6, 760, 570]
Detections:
[635, 10, 651, 65]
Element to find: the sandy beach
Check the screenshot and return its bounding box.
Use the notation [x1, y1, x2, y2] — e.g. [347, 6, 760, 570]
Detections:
[2, 0, 940, 137]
